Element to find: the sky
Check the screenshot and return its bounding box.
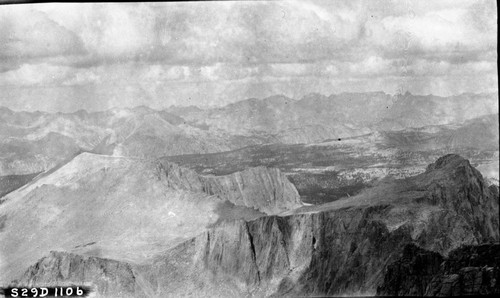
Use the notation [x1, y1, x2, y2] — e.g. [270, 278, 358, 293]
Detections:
[0, 0, 497, 112]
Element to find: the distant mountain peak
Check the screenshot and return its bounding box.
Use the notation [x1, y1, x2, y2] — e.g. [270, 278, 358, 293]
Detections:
[422, 154, 485, 188]
[264, 94, 293, 101]
[300, 92, 328, 100]
[394, 90, 413, 99]
[337, 90, 388, 96]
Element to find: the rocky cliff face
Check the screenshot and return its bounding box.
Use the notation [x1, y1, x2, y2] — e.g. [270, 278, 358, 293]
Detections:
[0, 152, 291, 285]
[377, 243, 500, 296]
[140, 154, 499, 297]
[11, 155, 499, 297]
[414, 154, 499, 251]
[181, 206, 413, 297]
[156, 161, 303, 215]
[11, 251, 143, 298]
[11, 205, 410, 297]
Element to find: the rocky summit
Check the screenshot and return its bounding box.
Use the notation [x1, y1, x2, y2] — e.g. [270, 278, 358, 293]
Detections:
[8, 154, 499, 297]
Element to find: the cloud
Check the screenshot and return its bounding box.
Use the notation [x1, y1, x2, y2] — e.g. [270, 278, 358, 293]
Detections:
[0, 7, 86, 61]
[363, 2, 496, 64]
[0, 0, 497, 111]
[4, 1, 495, 67]
[0, 63, 73, 86]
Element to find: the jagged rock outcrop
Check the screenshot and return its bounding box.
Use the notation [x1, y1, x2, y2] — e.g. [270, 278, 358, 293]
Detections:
[11, 155, 500, 297]
[141, 154, 498, 297]
[11, 251, 143, 298]
[194, 206, 413, 297]
[414, 154, 499, 252]
[376, 244, 444, 296]
[377, 243, 500, 296]
[127, 205, 412, 297]
[156, 161, 303, 214]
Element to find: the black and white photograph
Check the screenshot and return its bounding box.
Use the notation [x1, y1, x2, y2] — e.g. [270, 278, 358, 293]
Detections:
[0, 0, 498, 297]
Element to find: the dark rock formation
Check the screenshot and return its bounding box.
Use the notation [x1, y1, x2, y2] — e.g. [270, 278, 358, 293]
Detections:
[11, 251, 144, 298]
[376, 243, 444, 296]
[156, 161, 303, 214]
[0, 172, 40, 199]
[415, 154, 499, 252]
[130, 205, 413, 297]
[377, 243, 500, 296]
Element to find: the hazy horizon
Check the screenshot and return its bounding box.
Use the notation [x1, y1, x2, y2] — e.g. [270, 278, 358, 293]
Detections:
[0, 90, 498, 114]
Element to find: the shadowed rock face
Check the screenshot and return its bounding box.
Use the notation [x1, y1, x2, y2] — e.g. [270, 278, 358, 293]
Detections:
[377, 243, 500, 296]
[202, 206, 413, 297]
[414, 154, 499, 251]
[11, 252, 142, 298]
[10, 155, 500, 297]
[0, 172, 40, 199]
[128, 206, 413, 297]
[156, 161, 303, 215]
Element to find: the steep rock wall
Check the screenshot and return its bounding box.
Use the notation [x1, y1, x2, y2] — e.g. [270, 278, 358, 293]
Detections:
[140, 155, 499, 297]
[130, 205, 412, 297]
[413, 154, 499, 251]
[156, 161, 303, 214]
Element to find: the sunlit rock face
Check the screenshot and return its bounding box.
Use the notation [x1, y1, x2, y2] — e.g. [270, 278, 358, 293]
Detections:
[156, 161, 303, 215]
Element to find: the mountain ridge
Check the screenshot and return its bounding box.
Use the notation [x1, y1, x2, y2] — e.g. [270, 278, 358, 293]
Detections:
[2, 91, 498, 114]
[0, 152, 302, 284]
[8, 154, 499, 297]
[1, 92, 497, 177]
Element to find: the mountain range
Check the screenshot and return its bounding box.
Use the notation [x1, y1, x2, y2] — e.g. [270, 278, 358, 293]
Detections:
[1, 92, 497, 187]
[0, 91, 498, 297]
